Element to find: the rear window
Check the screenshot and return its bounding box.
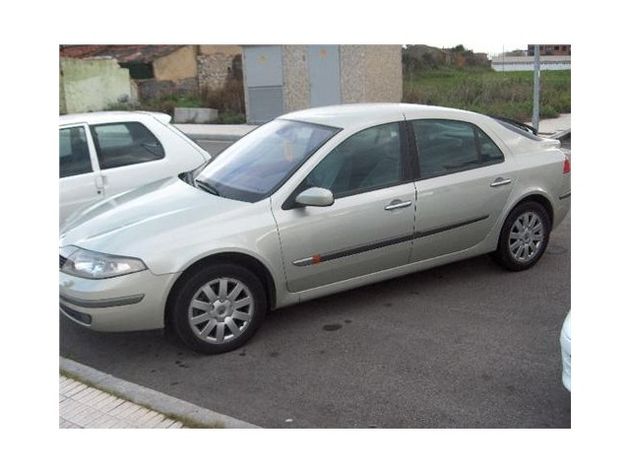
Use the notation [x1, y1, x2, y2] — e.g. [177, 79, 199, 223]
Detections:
[90, 122, 165, 170]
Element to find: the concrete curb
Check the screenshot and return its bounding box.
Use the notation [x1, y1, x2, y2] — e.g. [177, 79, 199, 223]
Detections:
[59, 357, 260, 429]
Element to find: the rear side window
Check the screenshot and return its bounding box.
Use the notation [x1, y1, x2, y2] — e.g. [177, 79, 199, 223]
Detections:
[90, 122, 165, 170]
[60, 126, 92, 178]
[411, 119, 504, 179]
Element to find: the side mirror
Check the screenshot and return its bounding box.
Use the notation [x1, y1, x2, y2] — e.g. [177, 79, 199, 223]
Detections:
[295, 187, 334, 207]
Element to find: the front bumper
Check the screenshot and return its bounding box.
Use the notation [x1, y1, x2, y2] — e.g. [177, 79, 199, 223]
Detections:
[59, 269, 179, 332]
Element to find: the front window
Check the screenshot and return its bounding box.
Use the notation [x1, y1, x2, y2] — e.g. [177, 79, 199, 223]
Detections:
[305, 122, 404, 198]
[195, 119, 339, 202]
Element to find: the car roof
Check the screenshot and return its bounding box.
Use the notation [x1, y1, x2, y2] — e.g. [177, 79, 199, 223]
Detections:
[59, 111, 172, 127]
[280, 103, 484, 129]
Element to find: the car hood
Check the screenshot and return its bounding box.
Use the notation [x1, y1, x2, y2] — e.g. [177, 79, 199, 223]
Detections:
[59, 177, 248, 254]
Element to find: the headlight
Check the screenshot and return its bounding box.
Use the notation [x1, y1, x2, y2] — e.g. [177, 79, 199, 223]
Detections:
[60, 246, 147, 279]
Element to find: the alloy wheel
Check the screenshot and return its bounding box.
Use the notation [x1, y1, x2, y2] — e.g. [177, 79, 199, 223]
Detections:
[508, 211, 545, 263]
[187, 277, 254, 344]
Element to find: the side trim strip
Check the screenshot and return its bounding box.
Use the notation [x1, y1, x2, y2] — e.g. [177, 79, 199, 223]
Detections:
[414, 215, 489, 239]
[291, 215, 489, 267]
[559, 191, 571, 200]
[60, 293, 145, 308]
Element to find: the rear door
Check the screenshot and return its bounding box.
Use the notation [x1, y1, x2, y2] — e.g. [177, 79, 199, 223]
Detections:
[59, 124, 103, 225]
[273, 121, 416, 293]
[409, 119, 513, 261]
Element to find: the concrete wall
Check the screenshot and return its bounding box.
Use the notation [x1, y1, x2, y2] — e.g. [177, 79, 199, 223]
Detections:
[153, 46, 198, 81]
[60, 58, 132, 113]
[282, 45, 310, 112]
[339, 45, 367, 103]
[340, 45, 402, 103]
[243, 44, 403, 123]
[278, 45, 402, 111]
[364, 45, 402, 102]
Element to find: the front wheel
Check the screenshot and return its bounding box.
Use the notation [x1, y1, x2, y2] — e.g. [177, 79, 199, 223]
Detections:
[493, 201, 551, 271]
[171, 263, 267, 354]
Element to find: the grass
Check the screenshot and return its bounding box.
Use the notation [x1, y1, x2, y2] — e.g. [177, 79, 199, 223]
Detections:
[403, 68, 571, 122]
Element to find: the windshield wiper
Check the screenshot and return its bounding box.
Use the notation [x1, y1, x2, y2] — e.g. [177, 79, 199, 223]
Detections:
[194, 179, 221, 197]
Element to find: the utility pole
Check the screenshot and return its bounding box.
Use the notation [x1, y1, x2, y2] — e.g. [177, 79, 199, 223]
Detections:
[532, 44, 541, 131]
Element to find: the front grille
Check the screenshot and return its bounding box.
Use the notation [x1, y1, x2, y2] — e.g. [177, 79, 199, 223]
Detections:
[59, 255, 67, 269]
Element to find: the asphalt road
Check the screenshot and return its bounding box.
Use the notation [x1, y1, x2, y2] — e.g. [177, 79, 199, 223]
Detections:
[60, 198, 571, 428]
[195, 138, 233, 157]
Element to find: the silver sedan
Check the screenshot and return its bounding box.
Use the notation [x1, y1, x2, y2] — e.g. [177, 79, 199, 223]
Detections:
[59, 104, 571, 354]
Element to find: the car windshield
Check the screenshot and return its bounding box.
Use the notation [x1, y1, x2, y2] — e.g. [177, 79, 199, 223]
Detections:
[195, 119, 339, 202]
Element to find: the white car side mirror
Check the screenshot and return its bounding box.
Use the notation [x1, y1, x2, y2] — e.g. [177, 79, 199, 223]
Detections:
[295, 187, 334, 207]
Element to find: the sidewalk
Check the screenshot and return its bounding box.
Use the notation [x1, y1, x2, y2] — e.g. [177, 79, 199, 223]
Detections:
[175, 113, 571, 141]
[59, 357, 259, 429]
[60, 375, 184, 428]
[527, 113, 571, 137]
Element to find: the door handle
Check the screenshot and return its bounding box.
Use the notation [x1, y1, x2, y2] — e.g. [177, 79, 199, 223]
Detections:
[94, 175, 107, 194]
[490, 177, 512, 188]
[384, 200, 412, 211]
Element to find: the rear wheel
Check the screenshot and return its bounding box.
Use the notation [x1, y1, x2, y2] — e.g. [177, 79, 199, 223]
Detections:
[493, 201, 551, 271]
[171, 263, 267, 354]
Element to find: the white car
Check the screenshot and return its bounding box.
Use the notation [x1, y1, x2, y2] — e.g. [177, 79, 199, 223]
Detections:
[560, 311, 571, 391]
[60, 104, 571, 354]
[59, 111, 210, 225]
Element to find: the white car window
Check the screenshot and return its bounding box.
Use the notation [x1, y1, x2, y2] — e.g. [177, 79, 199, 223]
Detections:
[306, 122, 403, 197]
[413, 119, 504, 179]
[59, 127, 92, 178]
[91, 121, 165, 170]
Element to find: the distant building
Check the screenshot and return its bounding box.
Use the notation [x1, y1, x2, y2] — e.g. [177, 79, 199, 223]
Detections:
[527, 44, 571, 56]
[59, 45, 242, 104]
[491, 54, 571, 72]
[241, 45, 402, 123]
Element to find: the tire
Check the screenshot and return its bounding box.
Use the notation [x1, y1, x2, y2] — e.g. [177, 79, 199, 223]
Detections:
[493, 201, 551, 271]
[170, 263, 267, 354]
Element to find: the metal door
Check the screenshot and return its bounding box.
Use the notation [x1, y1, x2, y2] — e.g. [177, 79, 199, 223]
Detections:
[307, 45, 341, 107]
[243, 46, 284, 123]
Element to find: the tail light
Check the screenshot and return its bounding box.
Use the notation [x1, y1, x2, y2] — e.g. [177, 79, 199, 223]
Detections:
[563, 151, 571, 174]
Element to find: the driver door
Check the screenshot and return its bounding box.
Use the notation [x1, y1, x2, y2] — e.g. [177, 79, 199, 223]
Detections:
[272, 122, 416, 293]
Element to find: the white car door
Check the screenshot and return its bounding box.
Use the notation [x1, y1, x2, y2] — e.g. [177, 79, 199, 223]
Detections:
[272, 121, 416, 293]
[59, 124, 104, 225]
[408, 118, 513, 262]
[88, 117, 205, 199]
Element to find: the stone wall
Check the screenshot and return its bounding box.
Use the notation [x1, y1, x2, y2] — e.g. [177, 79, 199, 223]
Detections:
[198, 53, 236, 91]
[60, 58, 132, 113]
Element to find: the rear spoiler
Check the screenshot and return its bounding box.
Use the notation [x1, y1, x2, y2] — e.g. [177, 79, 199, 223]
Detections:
[144, 111, 172, 125]
[491, 115, 538, 136]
